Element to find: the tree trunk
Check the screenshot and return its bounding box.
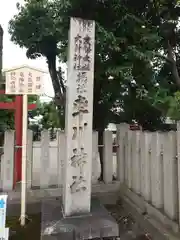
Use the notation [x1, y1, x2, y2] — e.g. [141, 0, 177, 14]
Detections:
[47, 56, 66, 128]
[93, 102, 107, 182]
[47, 56, 62, 102]
[167, 41, 180, 87]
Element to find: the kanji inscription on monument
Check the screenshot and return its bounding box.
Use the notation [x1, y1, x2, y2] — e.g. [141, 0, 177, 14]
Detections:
[63, 17, 95, 216]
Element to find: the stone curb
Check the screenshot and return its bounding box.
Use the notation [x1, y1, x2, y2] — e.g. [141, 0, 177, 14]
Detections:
[4, 181, 120, 205]
[4, 182, 120, 216]
[119, 184, 180, 240]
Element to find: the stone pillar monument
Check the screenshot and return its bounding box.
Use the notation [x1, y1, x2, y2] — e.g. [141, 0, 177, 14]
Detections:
[41, 17, 119, 240]
[63, 17, 95, 216]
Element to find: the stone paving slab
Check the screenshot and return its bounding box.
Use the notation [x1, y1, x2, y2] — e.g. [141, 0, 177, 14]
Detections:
[41, 197, 119, 240]
[6, 194, 179, 239]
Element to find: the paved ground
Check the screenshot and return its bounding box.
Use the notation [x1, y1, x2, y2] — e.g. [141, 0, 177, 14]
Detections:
[8, 200, 152, 240]
[7, 191, 178, 240]
[107, 198, 180, 240]
[107, 200, 153, 240]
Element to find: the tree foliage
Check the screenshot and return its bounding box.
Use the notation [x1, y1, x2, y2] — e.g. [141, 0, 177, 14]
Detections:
[8, 0, 167, 131]
[9, 0, 180, 180]
[29, 100, 62, 140]
[8, 0, 180, 129]
[36, 101, 62, 129]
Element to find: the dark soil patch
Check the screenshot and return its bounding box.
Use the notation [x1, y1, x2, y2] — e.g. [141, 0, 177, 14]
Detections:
[7, 214, 41, 240]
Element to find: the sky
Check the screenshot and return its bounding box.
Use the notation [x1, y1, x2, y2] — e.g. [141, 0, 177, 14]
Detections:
[0, 0, 55, 100]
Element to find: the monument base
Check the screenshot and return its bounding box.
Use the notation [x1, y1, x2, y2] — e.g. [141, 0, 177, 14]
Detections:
[41, 197, 119, 240]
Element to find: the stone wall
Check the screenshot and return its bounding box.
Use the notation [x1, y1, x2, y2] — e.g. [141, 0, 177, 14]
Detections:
[117, 123, 180, 229]
[0, 130, 117, 191]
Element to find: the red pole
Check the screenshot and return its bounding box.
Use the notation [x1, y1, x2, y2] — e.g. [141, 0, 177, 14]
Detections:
[0, 90, 37, 186]
[14, 95, 23, 183]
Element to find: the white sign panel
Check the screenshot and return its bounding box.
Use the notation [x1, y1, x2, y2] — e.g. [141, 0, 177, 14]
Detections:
[5, 66, 44, 95]
[0, 195, 7, 229]
[0, 228, 9, 240]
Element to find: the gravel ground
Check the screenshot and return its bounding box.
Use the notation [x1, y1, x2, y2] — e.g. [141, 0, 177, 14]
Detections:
[106, 200, 153, 240]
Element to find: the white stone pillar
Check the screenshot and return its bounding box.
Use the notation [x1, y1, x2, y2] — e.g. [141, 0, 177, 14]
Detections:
[27, 130, 33, 189]
[127, 129, 133, 189]
[63, 18, 95, 216]
[1, 130, 14, 191]
[116, 124, 128, 183]
[140, 131, 152, 201]
[132, 131, 141, 194]
[163, 131, 177, 220]
[177, 122, 180, 224]
[103, 131, 113, 184]
[150, 132, 163, 209]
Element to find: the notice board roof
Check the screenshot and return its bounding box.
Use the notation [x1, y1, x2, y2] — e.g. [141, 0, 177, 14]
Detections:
[3, 65, 47, 74]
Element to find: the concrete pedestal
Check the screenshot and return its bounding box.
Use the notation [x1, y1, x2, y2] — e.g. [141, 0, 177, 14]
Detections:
[41, 197, 119, 239]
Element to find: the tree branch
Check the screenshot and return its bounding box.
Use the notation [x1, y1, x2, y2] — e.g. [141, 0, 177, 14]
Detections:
[167, 41, 180, 87]
[47, 56, 65, 107]
[42, 93, 54, 99]
[57, 66, 66, 94]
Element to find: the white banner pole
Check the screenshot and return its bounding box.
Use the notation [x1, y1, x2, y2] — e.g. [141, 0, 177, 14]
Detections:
[20, 94, 28, 226]
[4, 66, 45, 226]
